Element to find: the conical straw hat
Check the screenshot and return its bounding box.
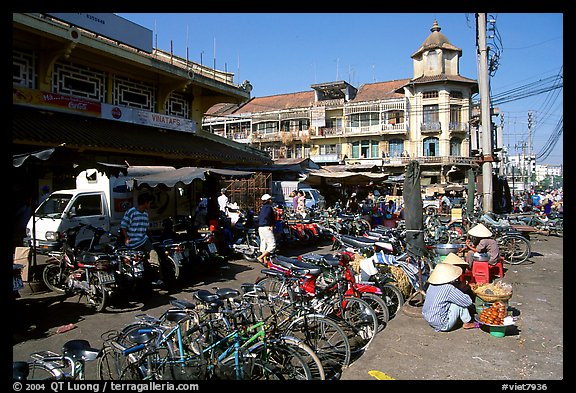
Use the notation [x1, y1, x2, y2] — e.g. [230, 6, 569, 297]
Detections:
[468, 223, 493, 238]
[443, 252, 468, 266]
[427, 263, 463, 285]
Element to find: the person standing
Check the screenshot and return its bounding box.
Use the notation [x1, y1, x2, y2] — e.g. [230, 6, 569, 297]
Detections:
[120, 193, 163, 286]
[257, 193, 276, 264]
[218, 188, 230, 215]
[290, 190, 299, 212]
[296, 190, 306, 217]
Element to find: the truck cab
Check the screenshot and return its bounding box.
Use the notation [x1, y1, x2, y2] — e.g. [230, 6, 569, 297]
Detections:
[299, 188, 326, 210]
[25, 189, 111, 253]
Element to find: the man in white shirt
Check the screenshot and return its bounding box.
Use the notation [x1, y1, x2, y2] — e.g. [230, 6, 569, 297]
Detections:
[218, 188, 229, 214]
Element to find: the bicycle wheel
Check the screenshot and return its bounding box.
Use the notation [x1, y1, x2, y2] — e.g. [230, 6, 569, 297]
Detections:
[500, 235, 531, 265]
[88, 273, 108, 313]
[360, 292, 389, 332]
[115, 323, 178, 380]
[249, 337, 315, 380]
[323, 296, 378, 354]
[97, 344, 143, 380]
[220, 355, 285, 380]
[378, 283, 405, 319]
[285, 314, 350, 380]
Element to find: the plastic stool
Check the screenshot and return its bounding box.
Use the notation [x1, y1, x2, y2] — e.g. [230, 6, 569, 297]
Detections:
[471, 261, 490, 284]
[489, 258, 504, 279]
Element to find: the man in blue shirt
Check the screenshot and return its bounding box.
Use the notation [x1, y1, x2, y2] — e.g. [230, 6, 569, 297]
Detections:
[257, 193, 276, 264]
[120, 193, 163, 286]
[422, 260, 477, 332]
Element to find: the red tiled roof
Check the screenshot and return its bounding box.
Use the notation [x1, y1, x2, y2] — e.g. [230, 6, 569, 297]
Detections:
[353, 79, 411, 101]
[12, 106, 271, 165]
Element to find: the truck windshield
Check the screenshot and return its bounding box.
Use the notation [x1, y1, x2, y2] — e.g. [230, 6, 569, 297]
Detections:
[36, 194, 72, 217]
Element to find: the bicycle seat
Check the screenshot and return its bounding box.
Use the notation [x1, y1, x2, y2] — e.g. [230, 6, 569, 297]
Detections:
[62, 340, 100, 362]
[193, 289, 224, 311]
[165, 309, 191, 323]
[216, 287, 241, 301]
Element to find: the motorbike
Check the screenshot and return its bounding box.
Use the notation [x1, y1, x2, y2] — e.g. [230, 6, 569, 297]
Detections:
[221, 209, 261, 262]
[42, 223, 115, 312]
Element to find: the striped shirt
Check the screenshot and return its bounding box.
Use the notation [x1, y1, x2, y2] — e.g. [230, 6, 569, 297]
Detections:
[120, 207, 149, 248]
[422, 283, 472, 332]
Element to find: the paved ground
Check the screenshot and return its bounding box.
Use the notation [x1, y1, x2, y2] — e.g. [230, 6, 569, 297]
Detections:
[12, 234, 565, 386]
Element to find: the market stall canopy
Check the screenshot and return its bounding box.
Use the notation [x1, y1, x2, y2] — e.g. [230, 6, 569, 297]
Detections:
[305, 169, 388, 186]
[127, 166, 254, 189]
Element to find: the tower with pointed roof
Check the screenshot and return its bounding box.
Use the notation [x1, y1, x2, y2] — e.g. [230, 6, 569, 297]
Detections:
[397, 19, 478, 168]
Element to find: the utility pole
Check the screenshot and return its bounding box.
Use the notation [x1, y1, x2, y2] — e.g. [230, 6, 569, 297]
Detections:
[476, 13, 494, 212]
[527, 111, 534, 189]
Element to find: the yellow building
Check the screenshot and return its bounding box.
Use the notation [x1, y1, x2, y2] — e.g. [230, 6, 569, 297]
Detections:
[203, 20, 480, 185]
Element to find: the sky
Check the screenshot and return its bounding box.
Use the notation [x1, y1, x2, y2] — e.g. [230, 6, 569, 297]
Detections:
[117, 13, 563, 167]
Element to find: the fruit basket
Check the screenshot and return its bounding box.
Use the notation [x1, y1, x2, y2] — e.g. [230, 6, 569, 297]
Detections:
[470, 281, 513, 303]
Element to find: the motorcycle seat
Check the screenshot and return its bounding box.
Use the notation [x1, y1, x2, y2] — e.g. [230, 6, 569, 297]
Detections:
[273, 255, 322, 275]
[300, 253, 340, 268]
[340, 234, 377, 249]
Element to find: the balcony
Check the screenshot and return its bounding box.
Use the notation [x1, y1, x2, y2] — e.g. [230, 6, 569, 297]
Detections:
[421, 122, 442, 132]
[449, 122, 469, 132]
[309, 153, 341, 163]
[313, 127, 345, 138]
[381, 122, 408, 134]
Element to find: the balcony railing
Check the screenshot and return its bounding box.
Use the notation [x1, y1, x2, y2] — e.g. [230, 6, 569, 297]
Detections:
[381, 122, 408, 133]
[449, 122, 469, 132]
[314, 127, 345, 137]
[421, 122, 442, 132]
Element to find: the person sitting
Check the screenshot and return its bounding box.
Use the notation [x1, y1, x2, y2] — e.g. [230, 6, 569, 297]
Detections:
[464, 223, 501, 269]
[422, 262, 479, 332]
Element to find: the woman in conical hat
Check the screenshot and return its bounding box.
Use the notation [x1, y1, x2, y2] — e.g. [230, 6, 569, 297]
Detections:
[465, 223, 500, 268]
[422, 263, 478, 331]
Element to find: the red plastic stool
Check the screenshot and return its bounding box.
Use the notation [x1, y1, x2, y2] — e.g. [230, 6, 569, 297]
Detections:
[471, 261, 490, 284]
[489, 258, 504, 279]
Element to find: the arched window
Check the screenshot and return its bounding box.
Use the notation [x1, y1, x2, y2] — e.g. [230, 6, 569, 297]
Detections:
[389, 139, 404, 158]
[450, 137, 462, 156]
[423, 137, 439, 157]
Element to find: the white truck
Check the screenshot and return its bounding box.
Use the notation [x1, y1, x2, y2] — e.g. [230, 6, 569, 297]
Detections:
[25, 166, 181, 253]
[271, 180, 326, 210]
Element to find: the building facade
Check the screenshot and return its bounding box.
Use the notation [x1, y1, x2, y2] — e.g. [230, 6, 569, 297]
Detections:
[13, 13, 270, 199]
[203, 20, 481, 185]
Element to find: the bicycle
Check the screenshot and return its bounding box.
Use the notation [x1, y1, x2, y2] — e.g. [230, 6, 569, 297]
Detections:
[255, 255, 379, 354]
[14, 340, 100, 380]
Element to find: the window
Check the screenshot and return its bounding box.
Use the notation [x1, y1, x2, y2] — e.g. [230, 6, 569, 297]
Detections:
[386, 111, 404, 124]
[255, 122, 278, 134]
[319, 144, 338, 155]
[427, 51, 438, 71]
[450, 90, 463, 99]
[450, 137, 462, 156]
[389, 139, 404, 157]
[423, 137, 439, 157]
[71, 194, 103, 217]
[450, 105, 462, 123]
[352, 140, 379, 158]
[349, 112, 379, 128]
[423, 104, 439, 123]
[423, 91, 438, 99]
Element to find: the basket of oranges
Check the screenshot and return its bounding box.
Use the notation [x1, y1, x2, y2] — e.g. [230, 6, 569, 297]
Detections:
[476, 301, 514, 337]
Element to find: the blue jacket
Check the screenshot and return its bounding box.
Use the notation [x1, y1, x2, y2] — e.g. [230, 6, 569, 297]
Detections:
[258, 203, 275, 227]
